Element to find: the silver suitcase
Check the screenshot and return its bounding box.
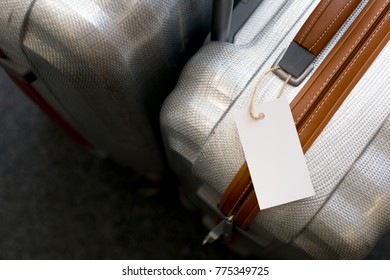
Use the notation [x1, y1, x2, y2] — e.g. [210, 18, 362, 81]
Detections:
[161, 0, 390, 259]
[0, 0, 212, 175]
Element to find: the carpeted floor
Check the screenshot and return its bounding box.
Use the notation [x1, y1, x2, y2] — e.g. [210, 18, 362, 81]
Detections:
[0, 69, 389, 259]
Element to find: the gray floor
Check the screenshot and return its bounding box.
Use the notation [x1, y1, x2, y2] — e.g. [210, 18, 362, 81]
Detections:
[0, 69, 389, 259]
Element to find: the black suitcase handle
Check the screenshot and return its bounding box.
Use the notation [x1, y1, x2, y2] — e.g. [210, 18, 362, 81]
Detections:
[211, 0, 263, 43]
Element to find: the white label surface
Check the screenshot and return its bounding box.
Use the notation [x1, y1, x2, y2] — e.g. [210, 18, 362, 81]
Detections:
[234, 97, 315, 209]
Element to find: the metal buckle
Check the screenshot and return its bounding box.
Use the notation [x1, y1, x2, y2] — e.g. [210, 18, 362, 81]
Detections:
[272, 48, 314, 87]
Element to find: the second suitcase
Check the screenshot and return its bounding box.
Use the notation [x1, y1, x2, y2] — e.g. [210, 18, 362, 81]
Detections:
[0, 0, 212, 175]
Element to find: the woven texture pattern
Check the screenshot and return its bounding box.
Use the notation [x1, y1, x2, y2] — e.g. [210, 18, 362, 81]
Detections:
[293, 116, 390, 259]
[0, 0, 212, 174]
[0, 0, 34, 67]
[161, 0, 390, 258]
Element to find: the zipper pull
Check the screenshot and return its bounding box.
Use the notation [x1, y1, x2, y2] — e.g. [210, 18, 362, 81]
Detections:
[202, 216, 234, 245]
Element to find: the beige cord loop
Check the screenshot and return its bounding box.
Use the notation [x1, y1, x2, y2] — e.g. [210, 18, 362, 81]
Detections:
[249, 66, 292, 120]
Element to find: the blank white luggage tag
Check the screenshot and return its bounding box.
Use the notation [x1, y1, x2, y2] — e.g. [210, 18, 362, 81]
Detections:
[234, 96, 315, 209]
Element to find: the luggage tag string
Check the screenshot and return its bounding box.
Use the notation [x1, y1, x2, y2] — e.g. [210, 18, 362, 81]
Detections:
[249, 66, 292, 120]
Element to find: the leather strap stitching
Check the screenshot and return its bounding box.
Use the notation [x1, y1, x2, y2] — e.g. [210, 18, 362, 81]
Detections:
[294, 1, 388, 125]
[229, 181, 253, 215]
[242, 203, 260, 229]
[220, 164, 247, 209]
[298, 0, 333, 44]
[234, 191, 256, 219]
[299, 12, 389, 135]
[308, 0, 355, 52]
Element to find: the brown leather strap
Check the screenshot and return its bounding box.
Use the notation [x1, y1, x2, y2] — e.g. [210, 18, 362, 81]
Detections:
[234, 193, 260, 229]
[292, 0, 390, 151]
[277, 0, 362, 82]
[219, 0, 390, 229]
[219, 162, 252, 215]
[295, 0, 362, 55]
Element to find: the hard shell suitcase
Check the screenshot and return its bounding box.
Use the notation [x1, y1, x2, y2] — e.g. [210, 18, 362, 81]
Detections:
[161, 0, 390, 259]
[0, 0, 212, 175]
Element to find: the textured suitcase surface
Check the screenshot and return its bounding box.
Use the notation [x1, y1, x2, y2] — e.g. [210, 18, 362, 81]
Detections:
[161, 0, 390, 259]
[0, 0, 212, 174]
